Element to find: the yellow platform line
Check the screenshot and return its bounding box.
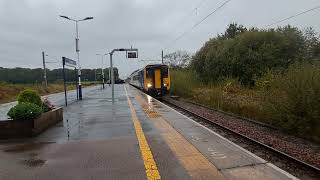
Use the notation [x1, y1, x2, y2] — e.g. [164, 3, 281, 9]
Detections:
[125, 86, 161, 180]
[135, 94, 225, 180]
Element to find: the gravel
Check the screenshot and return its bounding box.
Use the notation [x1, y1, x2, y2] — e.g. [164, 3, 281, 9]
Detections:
[164, 97, 320, 170]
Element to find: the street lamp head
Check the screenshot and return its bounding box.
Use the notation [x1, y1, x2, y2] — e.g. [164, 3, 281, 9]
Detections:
[59, 15, 70, 20]
[83, 17, 94, 21]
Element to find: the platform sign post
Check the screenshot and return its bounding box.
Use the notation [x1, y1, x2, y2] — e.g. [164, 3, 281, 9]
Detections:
[108, 48, 138, 102]
[62, 57, 77, 106]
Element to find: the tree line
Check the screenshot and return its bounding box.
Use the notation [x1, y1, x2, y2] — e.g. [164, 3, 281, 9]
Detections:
[0, 67, 119, 84]
[167, 23, 320, 141]
[190, 23, 320, 85]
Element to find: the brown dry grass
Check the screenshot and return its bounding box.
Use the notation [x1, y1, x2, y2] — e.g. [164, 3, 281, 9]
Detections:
[0, 82, 97, 104]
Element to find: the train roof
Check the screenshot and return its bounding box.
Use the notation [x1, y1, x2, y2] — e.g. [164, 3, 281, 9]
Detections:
[129, 64, 168, 77]
[144, 64, 168, 68]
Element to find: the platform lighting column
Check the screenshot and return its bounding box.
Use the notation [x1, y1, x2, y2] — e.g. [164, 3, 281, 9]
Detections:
[59, 15, 94, 100]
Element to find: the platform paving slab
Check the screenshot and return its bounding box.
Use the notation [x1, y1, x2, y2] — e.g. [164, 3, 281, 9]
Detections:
[130, 85, 297, 180]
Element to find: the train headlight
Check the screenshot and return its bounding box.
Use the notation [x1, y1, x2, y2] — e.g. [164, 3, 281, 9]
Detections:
[147, 83, 152, 88]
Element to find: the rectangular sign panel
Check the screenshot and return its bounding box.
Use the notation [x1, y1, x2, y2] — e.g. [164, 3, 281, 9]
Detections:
[62, 57, 77, 67]
[127, 52, 138, 58]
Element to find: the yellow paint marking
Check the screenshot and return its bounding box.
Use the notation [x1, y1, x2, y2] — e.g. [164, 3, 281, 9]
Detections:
[125, 86, 161, 180]
[135, 94, 225, 180]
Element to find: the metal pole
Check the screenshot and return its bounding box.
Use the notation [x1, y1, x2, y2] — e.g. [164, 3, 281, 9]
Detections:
[42, 51, 48, 89]
[162, 50, 164, 64]
[109, 66, 111, 87]
[75, 68, 79, 100]
[62, 58, 68, 106]
[101, 55, 105, 89]
[76, 21, 82, 100]
[110, 53, 114, 102]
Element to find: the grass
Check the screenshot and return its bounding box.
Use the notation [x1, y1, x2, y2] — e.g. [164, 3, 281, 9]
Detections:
[170, 63, 320, 143]
[0, 81, 98, 104]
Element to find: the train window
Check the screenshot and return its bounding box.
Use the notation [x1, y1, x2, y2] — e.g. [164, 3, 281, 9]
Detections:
[146, 68, 153, 78]
[162, 67, 168, 78]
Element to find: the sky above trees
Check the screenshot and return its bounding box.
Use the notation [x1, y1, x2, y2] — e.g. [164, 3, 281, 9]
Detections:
[0, 0, 319, 78]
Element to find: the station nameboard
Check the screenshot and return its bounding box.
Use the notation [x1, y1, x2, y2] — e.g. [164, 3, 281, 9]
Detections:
[62, 57, 77, 67]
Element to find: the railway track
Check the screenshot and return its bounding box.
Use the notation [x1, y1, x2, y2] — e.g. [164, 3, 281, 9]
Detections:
[162, 97, 320, 179]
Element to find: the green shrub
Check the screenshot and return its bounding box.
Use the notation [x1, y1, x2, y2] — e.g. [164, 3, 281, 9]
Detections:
[263, 62, 320, 141]
[171, 70, 201, 97]
[17, 89, 42, 106]
[7, 102, 43, 120]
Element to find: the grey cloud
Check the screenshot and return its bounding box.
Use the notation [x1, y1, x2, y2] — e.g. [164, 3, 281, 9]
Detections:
[0, 0, 319, 78]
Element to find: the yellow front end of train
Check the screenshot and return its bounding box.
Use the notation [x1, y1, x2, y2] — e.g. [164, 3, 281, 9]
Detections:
[143, 64, 170, 96]
[129, 64, 170, 96]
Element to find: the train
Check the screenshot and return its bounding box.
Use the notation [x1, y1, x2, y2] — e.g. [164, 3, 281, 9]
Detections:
[128, 64, 170, 96]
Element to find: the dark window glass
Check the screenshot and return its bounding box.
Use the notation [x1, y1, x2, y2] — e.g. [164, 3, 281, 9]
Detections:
[146, 68, 153, 78]
[162, 67, 168, 78]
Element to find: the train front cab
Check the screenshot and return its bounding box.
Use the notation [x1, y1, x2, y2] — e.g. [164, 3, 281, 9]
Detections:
[143, 64, 170, 96]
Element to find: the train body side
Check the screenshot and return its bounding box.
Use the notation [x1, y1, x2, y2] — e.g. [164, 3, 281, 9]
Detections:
[129, 64, 170, 96]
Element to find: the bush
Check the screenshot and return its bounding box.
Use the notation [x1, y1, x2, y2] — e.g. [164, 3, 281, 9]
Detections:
[191, 24, 317, 85]
[17, 89, 42, 106]
[171, 70, 201, 97]
[263, 62, 320, 141]
[7, 102, 43, 120]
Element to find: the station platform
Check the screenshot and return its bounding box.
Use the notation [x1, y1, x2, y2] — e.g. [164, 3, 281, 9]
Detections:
[0, 84, 297, 180]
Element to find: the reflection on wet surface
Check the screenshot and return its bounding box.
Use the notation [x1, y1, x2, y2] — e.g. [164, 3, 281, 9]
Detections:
[21, 158, 46, 167]
[3, 142, 53, 153]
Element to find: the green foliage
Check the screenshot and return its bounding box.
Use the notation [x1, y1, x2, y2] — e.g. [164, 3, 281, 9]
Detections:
[170, 70, 201, 97]
[171, 62, 320, 142]
[191, 24, 319, 85]
[7, 102, 43, 120]
[17, 89, 42, 106]
[0, 67, 120, 84]
[262, 62, 320, 141]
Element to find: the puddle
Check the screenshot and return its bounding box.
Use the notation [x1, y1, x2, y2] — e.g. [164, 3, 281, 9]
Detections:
[22, 158, 46, 167]
[3, 142, 53, 153]
[154, 105, 163, 109]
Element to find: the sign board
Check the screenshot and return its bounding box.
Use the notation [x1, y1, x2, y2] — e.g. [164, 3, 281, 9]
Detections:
[127, 51, 138, 58]
[62, 57, 77, 67]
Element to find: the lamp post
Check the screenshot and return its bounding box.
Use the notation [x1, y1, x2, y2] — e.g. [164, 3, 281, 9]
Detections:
[59, 15, 93, 100]
[96, 53, 107, 89]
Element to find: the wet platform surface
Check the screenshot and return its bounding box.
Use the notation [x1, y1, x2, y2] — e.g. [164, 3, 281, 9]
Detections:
[0, 84, 297, 179]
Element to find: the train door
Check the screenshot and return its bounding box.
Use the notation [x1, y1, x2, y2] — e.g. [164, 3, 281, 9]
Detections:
[154, 68, 161, 89]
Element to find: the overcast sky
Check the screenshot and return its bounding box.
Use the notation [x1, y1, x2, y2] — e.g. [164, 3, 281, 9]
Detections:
[0, 0, 319, 78]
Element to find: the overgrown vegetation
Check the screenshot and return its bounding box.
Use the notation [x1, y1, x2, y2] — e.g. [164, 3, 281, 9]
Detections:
[170, 23, 320, 142]
[191, 24, 320, 85]
[0, 81, 96, 104]
[0, 67, 119, 84]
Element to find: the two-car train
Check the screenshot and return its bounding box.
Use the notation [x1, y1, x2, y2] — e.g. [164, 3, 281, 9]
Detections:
[129, 64, 170, 96]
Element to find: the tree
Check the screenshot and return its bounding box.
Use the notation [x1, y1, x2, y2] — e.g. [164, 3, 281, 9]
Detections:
[303, 27, 320, 60]
[220, 23, 247, 39]
[191, 23, 320, 85]
[0, 67, 120, 84]
[163, 50, 191, 69]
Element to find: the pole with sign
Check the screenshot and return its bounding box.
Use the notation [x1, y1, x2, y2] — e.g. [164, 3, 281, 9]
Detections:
[108, 48, 138, 102]
[62, 57, 77, 106]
